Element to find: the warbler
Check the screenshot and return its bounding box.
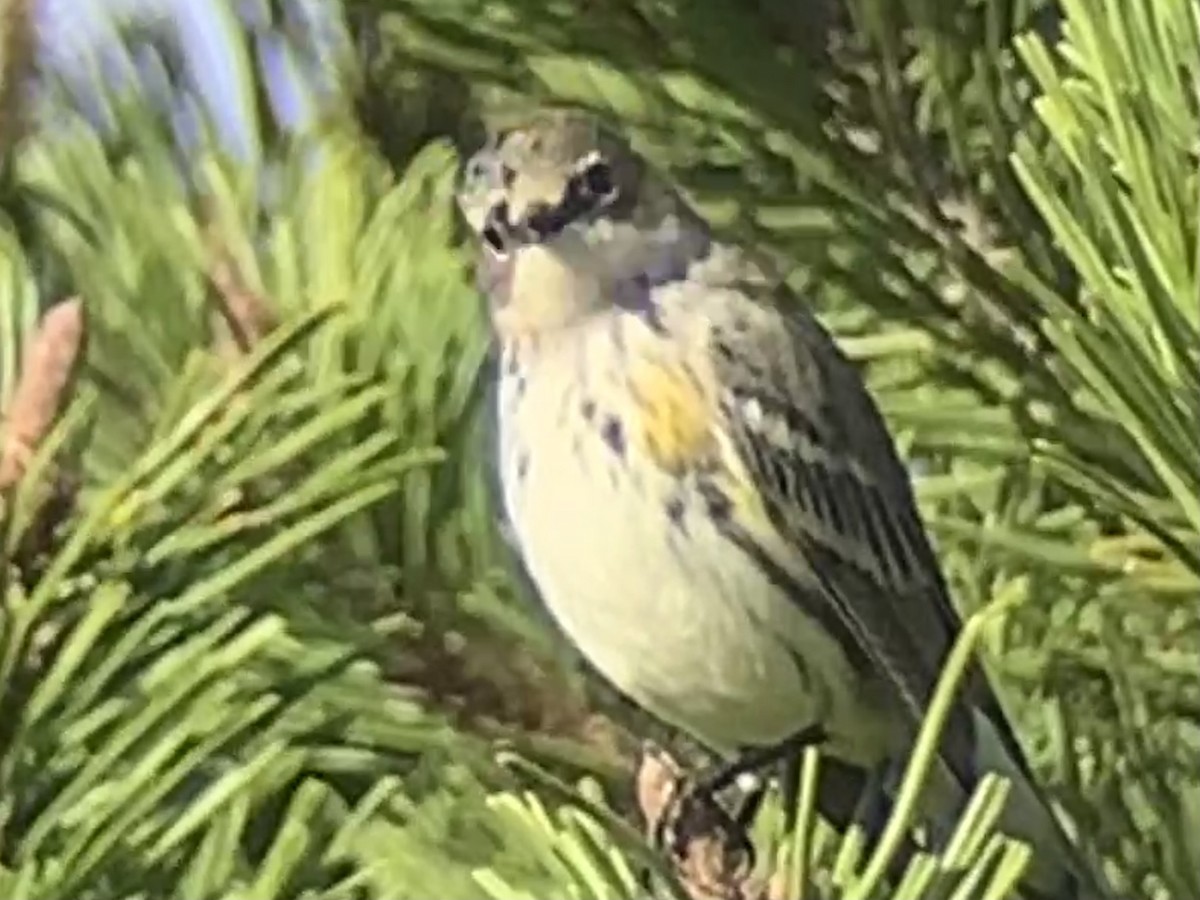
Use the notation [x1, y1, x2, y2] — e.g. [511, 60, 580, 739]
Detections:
[457, 109, 1100, 898]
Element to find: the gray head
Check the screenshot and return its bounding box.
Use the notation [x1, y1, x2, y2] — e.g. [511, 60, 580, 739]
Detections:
[457, 111, 711, 334]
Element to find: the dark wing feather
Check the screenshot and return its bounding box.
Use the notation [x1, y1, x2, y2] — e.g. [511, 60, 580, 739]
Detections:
[703, 283, 1028, 788]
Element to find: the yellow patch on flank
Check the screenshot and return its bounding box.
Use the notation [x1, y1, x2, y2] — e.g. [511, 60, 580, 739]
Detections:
[629, 361, 717, 473]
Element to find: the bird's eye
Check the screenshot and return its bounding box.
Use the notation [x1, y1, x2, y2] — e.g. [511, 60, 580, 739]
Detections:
[581, 160, 615, 198]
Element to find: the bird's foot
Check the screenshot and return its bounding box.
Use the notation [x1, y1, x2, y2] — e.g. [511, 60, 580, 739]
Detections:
[637, 727, 827, 886]
[662, 781, 757, 877]
[697, 723, 829, 798]
[637, 744, 757, 896]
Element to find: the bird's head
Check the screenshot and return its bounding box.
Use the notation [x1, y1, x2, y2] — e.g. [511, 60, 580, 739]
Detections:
[457, 110, 711, 333]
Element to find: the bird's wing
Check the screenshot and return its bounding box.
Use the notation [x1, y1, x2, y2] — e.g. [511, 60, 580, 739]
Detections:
[687, 277, 1024, 788]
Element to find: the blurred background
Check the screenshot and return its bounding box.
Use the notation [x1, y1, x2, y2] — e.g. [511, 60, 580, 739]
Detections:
[1, 0, 1198, 898]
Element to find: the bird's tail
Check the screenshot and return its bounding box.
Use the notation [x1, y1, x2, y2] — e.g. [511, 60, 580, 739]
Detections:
[964, 709, 1111, 900]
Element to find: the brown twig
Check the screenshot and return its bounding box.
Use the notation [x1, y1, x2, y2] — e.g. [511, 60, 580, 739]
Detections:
[0, 298, 86, 491]
[0, 0, 36, 157]
[205, 228, 279, 358]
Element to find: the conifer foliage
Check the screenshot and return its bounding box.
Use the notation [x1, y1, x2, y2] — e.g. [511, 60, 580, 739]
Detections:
[1, 0, 1196, 898]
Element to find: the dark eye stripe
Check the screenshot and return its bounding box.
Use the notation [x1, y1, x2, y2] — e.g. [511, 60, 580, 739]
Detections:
[480, 149, 621, 249]
[517, 160, 618, 242]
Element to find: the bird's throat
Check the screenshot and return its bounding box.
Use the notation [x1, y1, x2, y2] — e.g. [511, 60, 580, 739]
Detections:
[490, 244, 605, 338]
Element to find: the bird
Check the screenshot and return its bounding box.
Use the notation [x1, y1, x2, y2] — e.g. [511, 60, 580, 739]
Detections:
[456, 108, 1102, 898]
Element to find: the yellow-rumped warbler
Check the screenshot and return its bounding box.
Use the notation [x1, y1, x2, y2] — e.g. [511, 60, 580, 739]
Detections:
[457, 109, 1100, 898]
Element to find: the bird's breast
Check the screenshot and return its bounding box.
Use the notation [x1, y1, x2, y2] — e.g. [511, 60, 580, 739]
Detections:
[493, 323, 888, 760]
